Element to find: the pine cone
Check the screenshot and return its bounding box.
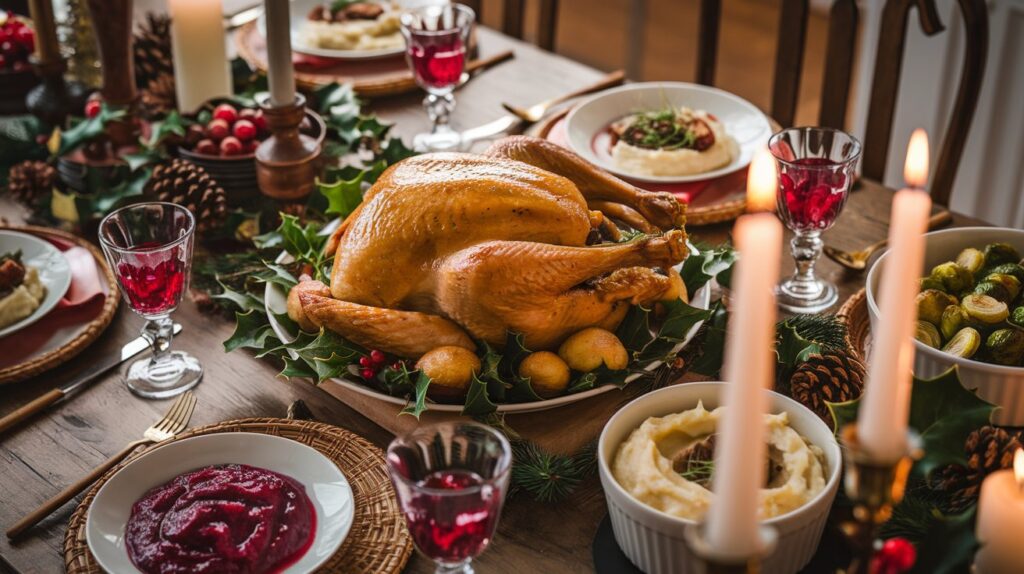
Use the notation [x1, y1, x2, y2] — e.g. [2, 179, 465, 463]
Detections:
[140, 73, 177, 118]
[6, 160, 56, 207]
[133, 13, 174, 89]
[933, 426, 1023, 511]
[789, 351, 866, 426]
[147, 159, 228, 236]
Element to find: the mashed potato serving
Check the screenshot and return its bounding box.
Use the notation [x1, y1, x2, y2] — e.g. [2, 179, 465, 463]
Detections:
[0, 251, 45, 330]
[302, 1, 403, 52]
[610, 106, 737, 177]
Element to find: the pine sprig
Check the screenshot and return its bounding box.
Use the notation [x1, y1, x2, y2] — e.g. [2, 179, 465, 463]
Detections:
[510, 440, 585, 502]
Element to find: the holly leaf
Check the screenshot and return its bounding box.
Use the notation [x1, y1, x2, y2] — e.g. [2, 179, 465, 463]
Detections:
[688, 301, 729, 377]
[462, 374, 498, 416]
[379, 137, 417, 166]
[280, 356, 317, 379]
[616, 305, 655, 352]
[679, 242, 736, 298]
[90, 168, 150, 215]
[56, 104, 126, 156]
[146, 110, 186, 147]
[319, 170, 366, 218]
[296, 328, 363, 363]
[314, 82, 360, 118]
[224, 310, 275, 352]
[122, 149, 161, 172]
[400, 371, 433, 418]
[826, 398, 860, 433]
[507, 375, 544, 402]
[635, 300, 712, 363]
[312, 352, 357, 382]
[211, 278, 264, 312]
[567, 372, 597, 394]
[497, 331, 531, 382]
[253, 262, 298, 290]
[908, 508, 978, 574]
[774, 322, 821, 388]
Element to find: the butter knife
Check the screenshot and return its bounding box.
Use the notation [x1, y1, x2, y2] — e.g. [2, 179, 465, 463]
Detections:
[0, 323, 183, 436]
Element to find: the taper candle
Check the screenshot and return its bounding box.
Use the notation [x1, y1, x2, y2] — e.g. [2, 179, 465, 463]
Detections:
[264, 0, 296, 106]
[858, 129, 931, 463]
[975, 449, 1024, 573]
[168, 0, 231, 112]
[705, 149, 783, 557]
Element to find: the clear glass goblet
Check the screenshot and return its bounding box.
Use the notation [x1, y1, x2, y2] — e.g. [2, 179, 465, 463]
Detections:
[386, 422, 512, 574]
[98, 202, 202, 399]
[400, 3, 475, 152]
[769, 127, 862, 314]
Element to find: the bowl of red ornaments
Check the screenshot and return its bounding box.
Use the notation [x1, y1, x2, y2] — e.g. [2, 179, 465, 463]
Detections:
[177, 99, 324, 206]
[0, 10, 39, 115]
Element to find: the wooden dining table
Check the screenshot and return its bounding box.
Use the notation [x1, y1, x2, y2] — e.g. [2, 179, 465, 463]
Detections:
[0, 26, 989, 574]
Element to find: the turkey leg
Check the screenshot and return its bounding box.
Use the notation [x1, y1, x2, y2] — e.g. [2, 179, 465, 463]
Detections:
[484, 136, 686, 230]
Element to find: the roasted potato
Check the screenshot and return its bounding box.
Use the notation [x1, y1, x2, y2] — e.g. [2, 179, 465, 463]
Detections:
[417, 346, 481, 401]
[558, 327, 629, 372]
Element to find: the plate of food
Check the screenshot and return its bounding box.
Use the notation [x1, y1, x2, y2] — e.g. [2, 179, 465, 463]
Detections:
[565, 82, 772, 184]
[86, 432, 355, 574]
[0, 230, 71, 338]
[265, 136, 712, 415]
[260, 0, 424, 60]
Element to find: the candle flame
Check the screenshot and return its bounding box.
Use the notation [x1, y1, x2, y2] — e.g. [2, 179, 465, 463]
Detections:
[1015, 448, 1024, 488]
[747, 148, 777, 212]
[904, 129, 929, 188]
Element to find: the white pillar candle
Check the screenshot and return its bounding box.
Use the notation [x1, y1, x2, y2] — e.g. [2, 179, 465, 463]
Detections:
[858, 129, 931, 463]
[264, 0, 296, 106]
[168, 0, 232, 113]
[705, 149, 783, 558]
[975, 450, 1024, 573]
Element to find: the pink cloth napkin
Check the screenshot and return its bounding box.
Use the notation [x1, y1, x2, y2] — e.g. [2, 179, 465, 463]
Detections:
[0, 233, 108, 369]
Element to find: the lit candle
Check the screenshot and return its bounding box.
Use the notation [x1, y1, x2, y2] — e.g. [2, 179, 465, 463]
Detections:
[858, 129, 932, 463]
[264, 0, 296, 106]
[705, 149, 783, 557]
[975, 449, 1024, 573]
[168, 0, 232, 113]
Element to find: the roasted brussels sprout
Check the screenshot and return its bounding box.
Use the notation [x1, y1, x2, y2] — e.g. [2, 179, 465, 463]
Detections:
[974, 281, 1012, 304]
[942, 327, 982, 359]
[1011, 307, 1024, 329]
[986, 328, 1024, 366]
[990, 263, 1024, 284]
[940, 304, 968, 340]
[915, 321, 942, 349]
[920, 276, 946, 292]
[930, 262, 974, 293]
[984, 243, 1021, 268]
[961, 293, 1010, 324]
[955, 247, 986, 276]
[983, 273, 1021, 302]
[916, 289, 959, 325]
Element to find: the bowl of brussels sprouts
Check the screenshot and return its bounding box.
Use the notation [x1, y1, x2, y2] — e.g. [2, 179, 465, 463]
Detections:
[866, 227, 1024, 425]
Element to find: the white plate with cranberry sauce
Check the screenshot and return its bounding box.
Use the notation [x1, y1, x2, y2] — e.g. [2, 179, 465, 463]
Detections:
[565, 82, 772, 185]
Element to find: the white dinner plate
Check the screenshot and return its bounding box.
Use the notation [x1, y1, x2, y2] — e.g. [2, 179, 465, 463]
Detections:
[0, 230, 72, 338]
[565, 82, 773, 184]
[86, 433, 355, 574]
[265, 240, 711, 414]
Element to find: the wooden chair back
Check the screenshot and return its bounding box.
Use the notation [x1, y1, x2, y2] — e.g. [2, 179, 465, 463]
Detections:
[860, 0, 988, 207]
[466, 0, 560, 51]
[697, 0, 859, 129]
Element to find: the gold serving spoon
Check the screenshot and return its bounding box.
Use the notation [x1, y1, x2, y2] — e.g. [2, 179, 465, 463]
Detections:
[824, 210, 953, 272]
[501, 69, 626, 123]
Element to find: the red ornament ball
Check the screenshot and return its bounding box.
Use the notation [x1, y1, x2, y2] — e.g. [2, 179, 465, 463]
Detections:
[194, 138, 218, 156]
[871, 537, 917, 574]
[84, 99, 101, 119]
[206, 118, 230, 141]
[233, 119, 257, 142]
[251, 109, 268, 133]
[219, 136, 243, 156]
[212, 103, 238, 124]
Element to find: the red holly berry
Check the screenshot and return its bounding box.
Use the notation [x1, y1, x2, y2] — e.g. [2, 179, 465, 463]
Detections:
[391, 361, 403, 371]
[206, 118, 230, 141]
[871, 537, 916, 574]
[194, 138, 218, 155]
[212, 103, 238, 124]
[238, 108, 258, 121]
[219, 136, 243, 156]
[233, 119, 256, 142]
[360, 368, 376, 380]
[84, 99, 101, 118]
[370, 350, 386, 365]
[359, 356, 373, 369]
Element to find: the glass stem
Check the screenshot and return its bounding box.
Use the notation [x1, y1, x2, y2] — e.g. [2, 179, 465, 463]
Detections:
[141, 315, 175, 364]
[424, 92, 455, 134]
[788, 231, 824, 296]
[434, 560, 474, 574]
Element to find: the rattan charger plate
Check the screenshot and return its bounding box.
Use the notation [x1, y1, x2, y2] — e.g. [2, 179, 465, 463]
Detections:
[64, 418, 413, 574]
[0, 225, 120, 384]
[838, 287, 871, 360]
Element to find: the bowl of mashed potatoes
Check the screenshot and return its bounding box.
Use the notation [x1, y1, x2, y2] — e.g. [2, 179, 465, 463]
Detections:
[598, 382, 840, 574]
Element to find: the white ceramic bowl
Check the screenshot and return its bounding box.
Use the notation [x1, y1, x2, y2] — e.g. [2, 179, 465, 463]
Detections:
[598, 382, 841, 574]
[86, 433, 355, 574]
[866, 226, 1024, 425]
[564, 82, 772, 184]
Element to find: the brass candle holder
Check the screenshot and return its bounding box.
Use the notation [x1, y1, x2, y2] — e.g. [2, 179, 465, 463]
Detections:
[255, 93, 324, 203]
[684, 522, 779, 574]
[839, 424, 922, 574]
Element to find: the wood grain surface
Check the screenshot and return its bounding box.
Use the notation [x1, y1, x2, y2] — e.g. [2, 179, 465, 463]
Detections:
[0, 28, 988, 574]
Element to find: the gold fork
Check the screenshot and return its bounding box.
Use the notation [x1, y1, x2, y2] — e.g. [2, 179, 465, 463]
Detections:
[824, 210, 953, 272]
[6, 391, 197, 539]
[501, 69, 626, 123]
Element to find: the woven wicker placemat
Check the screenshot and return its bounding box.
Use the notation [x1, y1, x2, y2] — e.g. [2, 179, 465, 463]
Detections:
[0, 225, 120, 384]
[63, 418, 413, 574]
[837, 287, 871, 361]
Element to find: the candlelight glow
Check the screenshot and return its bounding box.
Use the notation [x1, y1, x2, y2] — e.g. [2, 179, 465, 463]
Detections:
[904, 128, 929, 188]
[747, 148, 777, 212]
[1015, 448, 1024, 487]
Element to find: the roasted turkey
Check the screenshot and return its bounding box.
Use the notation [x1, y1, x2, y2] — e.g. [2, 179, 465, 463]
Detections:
[287, 136, 689, 357]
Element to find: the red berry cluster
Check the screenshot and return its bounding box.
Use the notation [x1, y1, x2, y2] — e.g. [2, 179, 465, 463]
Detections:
[84, 96, 102, 119]
[0, 13, 34, 72]
[359, 350, 388, 381]
[870, 538, 916, 574]
[191, 103, 270, 158]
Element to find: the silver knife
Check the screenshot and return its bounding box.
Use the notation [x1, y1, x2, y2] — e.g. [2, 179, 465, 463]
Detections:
[459, 115, 523, 148]
[0, 323, 183, 436]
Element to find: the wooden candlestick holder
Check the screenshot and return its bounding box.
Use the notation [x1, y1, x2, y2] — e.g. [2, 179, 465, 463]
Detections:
[684, 522, 779, 574]
[255, 93, 325, 203]
[85, 0, 138, 147]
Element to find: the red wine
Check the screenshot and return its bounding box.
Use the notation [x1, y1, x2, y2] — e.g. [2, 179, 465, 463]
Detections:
[403, 469, 501, 563]
[778, 157, 850, 231]
[407, 35, 465, 90]
[117, 242, 186, 316]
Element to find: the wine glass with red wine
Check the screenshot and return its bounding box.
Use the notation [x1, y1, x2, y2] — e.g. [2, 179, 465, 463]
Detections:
[387, 422, 512, 574]
[98, 202, 202, 399]
[400, 3, 475, 152]
[769, 127, 861, 313]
